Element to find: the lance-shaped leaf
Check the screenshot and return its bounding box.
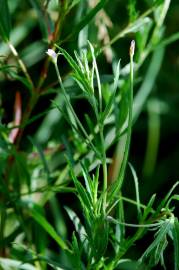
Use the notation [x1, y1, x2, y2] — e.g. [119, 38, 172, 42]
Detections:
[0, 0, 11, 41]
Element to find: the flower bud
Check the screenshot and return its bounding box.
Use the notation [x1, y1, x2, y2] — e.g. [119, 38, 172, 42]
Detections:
[129, 40, 135, 57]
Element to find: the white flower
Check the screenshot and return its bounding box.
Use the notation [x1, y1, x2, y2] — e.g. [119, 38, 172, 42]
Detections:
[46, 49, 57, 62]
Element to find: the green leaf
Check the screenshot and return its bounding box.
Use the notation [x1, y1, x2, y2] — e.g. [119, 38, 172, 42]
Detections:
[152, 235, 168, 267]
[115, 85, 129, 133]
[166, 194, 179, 209]
[172, 218, 179, 270]
[71, 232, 82, 269]
[155, 181, 179, 217]
[68, 161, 94, 221]
[124, 17, 151, 35]
[74, 176, 93, 212]
[64, 206, 87, 244]
[81, 163, 94, 201]
[116, 259, 145, 270]
[110, 17, 151, 45]
[142, 194, 156, 221]
[27, 205, 70, 251]
[28, 0, 52, 40]
[63, 0, 107, 42]
[68, 0, 81, 11]
[129, 163, 142, 219]
[140, 219, 172, 264]
[84, 113, 95, 135]
[133, 48, 165, 122]
[27, 255, 71, 270]
[8, 70, 33, 91]
[56, 46, 82, 77]
[21, 40, 46, 68]
[0, 17, 35, 56]
[157, 31, 179, 49]
[11, 151, 31, 191]
[56, 46, 92, 95]
[136, 17, 153, 54]
[0, 0, 11, 41]
[62, 232, 83, 270]
[28, 136, 50, 182]
[111, 43, 134, 196]
[101, 60, 120, 122]
[0, 258, 35, 270]
[91, 216, 109, 261]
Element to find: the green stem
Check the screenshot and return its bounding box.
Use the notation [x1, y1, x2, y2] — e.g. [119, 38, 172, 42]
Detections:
[99, 126, 107, 213]
[113, 225, 145, 266]
[115, 41, 134, 191]
[102, 161, 108, 213]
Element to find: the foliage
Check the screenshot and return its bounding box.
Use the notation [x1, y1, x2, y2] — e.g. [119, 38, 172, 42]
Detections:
[0, 0, 179, 269]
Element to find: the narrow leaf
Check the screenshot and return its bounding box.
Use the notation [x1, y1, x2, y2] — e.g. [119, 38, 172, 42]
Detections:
[29, 0, 52, 40]
[28, 206, 69, 251]
[65, 206, 87, 243]
[140, 219, 171, 261]
[69, 162, 93, 211]
[172, 218, 179, 270]
[110, 17, 151, 45]
[142, 194, 156, 221]
[0, 0, 11, 41]
[64, 0, 107, 41]
[101, 81, 118, 122]
[133, 48, 165, 122]
[8, 70, 33, 91]
[155, 181, 179, 216]
[129, 163, 142, 219]
[0, 258, 35, 270]
[28, 136, 50, 181]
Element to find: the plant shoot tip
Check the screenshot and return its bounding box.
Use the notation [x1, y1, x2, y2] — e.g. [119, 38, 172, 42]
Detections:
[130, 40, 135, 57]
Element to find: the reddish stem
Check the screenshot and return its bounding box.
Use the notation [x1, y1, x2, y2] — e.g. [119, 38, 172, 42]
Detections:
[9, 91, 22, 144]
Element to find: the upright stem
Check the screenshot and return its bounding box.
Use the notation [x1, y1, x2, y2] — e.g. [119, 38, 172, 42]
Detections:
[102, 157, 108, 213]
[99, 125, 108, 213]
[114, 40, 135, 194]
